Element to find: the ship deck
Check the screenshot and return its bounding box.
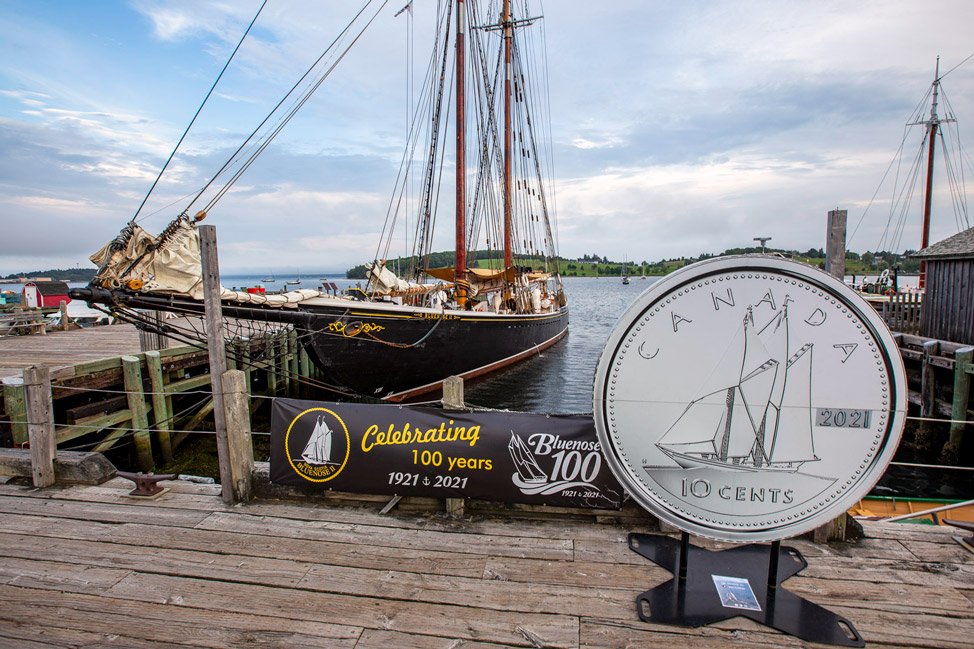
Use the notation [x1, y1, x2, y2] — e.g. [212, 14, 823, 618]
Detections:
[0, 475, 971, 648]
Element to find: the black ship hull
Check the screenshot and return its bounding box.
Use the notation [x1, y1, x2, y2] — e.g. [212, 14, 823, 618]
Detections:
[302, 301, 569, 401]
[69, 287, 568, 401]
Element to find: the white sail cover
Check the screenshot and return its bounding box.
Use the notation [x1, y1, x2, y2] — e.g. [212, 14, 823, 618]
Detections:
[91, 220, 205, 298]
[90, 219, 323, 306]
[366, 261, 438, 296]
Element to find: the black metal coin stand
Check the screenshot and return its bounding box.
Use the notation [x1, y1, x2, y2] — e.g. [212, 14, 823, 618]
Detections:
[628, 532, 864, 647]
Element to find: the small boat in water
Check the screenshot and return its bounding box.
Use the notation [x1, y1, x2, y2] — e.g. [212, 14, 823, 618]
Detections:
[70, 1, 568, 401]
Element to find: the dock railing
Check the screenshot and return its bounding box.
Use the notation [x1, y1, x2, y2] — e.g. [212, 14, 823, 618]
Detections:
[881, 293, 922, 335]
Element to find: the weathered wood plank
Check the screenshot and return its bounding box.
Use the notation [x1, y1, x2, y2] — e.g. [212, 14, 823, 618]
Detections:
[0, 495, 213, 528]
[0, 556, 130, 593]
[0, 510, 489, 580]
[0, 584, 362, 649]
[299, 563, 634, 620]
[105, 571, 581, 648]
[194, 510, 575, 561]
[352, 629, 515, 649]
[898, 538, 974, 563]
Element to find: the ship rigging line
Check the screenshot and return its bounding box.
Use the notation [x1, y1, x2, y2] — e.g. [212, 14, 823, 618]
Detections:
[173, 0, 391, 220]
[131, 0, 268, 225]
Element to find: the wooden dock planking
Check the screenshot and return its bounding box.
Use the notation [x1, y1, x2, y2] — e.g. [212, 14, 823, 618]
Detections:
[0, 324, 143, 380]
[0, 477, 971, 649]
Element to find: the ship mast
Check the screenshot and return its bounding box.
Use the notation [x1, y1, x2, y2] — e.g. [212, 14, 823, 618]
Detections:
[918, 57, 941, 291]
[455, 0, 468, 307]
[503, 0, 513, 269]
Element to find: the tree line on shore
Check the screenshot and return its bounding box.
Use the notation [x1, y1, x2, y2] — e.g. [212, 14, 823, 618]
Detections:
[1, 268, 96, 283]
[346, 247, 922, 279]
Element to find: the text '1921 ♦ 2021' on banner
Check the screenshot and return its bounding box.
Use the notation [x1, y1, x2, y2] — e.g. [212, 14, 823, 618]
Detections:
[270, 399, 623, 509]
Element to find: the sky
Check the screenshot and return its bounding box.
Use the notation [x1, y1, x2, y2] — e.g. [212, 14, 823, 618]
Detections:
[1, 0, 973, 276]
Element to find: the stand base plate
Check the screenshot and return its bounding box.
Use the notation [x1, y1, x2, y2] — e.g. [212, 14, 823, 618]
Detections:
[629, 533, 864, 647]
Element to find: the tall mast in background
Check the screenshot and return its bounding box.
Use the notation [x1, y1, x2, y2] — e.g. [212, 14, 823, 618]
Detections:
[454, 0, 467, 306]
[919, 57, 941, 291]
[503, 0, 513, 270]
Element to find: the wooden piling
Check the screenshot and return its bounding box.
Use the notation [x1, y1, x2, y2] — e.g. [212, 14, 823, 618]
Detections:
[241, 340, 252, 389]
[23, 366, 55, 487]
[824, 209, 847, 281]
[144, 351, 173, 463]
[288, 329, 299, 397]
[59, 300, 69, 331]
[267, 337, 278, 395]
[121, 355, 153, 471]
[298, 337, 310, 399]
[200, 225, 234, 504]
[442, 375, 464, 410]
[442, 375, 465, 518]
[945, 346, 973, 462]
[918, 340, 940, 453]
[222, 369, 254, 503]
[2, 377, 27, 446]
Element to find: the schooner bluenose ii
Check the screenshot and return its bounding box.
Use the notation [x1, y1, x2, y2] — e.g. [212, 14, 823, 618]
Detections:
[71, 0, 568, 401]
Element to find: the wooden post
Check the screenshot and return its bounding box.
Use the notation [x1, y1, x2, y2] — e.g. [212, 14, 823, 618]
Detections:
[267, 338, 278, 395]
[944, 346, 974, 462]
[917, 340, 940, 453]
[144, 351, 173, 463]
[221, 369, 254, 503]
[23, 366, 55, 487]
[442, 375, 464, 410]
[2, 377, 28, 446]
[825, 209, 847, 281]
[242, 340, 253, 392]
[199, 225, 234, 504]
[122, 355, 153, 471]
[298, 338, 310, 399]
[288, 329, 300, 397]
[59, 300, 69, 331]
[442, 375, 465, 518]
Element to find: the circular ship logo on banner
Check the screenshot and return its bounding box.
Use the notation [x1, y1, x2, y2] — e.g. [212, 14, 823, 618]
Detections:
[285, 407, 351, 482]
[593, 256, 907, 542]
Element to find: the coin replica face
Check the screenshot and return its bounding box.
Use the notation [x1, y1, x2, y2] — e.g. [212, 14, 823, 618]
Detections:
[593, 256, 907, 542]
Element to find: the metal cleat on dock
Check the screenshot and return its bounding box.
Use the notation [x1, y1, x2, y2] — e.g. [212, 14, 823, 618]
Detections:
[117, 471, 176, 498]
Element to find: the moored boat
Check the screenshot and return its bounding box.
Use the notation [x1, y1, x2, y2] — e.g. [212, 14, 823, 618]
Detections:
[70, 0, 568, 401]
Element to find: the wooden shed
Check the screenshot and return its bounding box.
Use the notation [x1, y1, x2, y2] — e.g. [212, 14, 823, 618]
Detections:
[21, 281, 71, 309]
[913, 226, 974, 345]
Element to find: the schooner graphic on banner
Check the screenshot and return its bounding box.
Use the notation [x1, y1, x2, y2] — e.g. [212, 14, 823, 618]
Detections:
[300, 415, 334, 465]
[655, 303, 820, 474]
[508, 432, 548, 484]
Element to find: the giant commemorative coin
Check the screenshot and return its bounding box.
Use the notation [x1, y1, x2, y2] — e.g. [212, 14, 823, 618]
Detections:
[593, 256, 907, 542]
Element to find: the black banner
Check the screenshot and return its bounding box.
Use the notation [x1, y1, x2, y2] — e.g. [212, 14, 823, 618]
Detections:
[270, 398, 623, 509]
